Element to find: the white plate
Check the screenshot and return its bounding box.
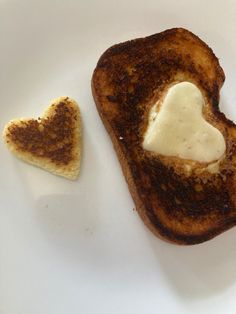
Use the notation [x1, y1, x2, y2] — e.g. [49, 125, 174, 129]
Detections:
[1, 1, 236, 313]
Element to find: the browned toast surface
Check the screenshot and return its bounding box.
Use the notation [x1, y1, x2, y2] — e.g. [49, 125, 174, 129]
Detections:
[3, 97, 81, 180]
[92, 28, 236, 244]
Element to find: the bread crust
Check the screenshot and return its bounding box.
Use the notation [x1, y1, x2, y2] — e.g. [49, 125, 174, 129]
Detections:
[92, 28, 236, 244]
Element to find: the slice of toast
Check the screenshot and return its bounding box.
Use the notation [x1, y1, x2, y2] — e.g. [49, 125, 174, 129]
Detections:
[92, 28, 236, 245]
[3, 97, 81, 180]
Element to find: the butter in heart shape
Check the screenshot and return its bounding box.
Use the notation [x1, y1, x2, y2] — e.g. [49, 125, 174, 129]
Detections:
[3, 97, 81, 180]
[143, 82, 226, 163]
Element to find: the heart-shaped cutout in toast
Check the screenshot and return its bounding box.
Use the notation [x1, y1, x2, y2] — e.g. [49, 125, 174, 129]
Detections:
[143, 82, 226, 163]
[3, 97, 81, 180]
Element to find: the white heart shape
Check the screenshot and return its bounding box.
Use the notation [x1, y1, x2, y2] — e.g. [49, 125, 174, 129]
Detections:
[143, 82, 226, 163]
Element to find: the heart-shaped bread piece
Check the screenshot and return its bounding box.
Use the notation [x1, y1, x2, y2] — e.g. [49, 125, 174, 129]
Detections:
[3, 97, 81, 180]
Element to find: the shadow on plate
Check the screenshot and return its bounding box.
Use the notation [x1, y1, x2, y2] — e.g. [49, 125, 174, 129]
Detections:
[147, 225, 236, 299]
[34, 131, 102, 255]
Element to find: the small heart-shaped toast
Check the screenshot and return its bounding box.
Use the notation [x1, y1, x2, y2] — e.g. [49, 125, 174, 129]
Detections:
[3, 97, 81, 180]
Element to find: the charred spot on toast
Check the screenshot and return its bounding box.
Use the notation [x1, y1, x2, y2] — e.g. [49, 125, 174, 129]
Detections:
[6, 100, 78, 165]
[141, 158, 234, 217]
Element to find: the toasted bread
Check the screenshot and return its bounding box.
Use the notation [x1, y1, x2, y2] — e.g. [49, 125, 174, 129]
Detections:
[3, 97, 81, 180]
[92, 28, 236, 245]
